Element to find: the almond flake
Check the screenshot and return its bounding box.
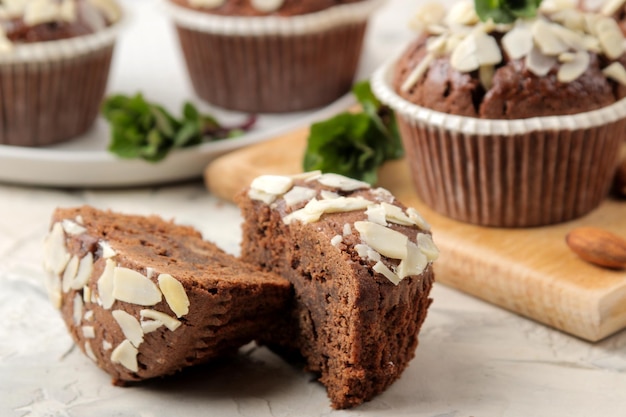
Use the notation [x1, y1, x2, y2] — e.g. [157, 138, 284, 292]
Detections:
[445, 1, 478, 26]
[320, 190, 340, 200]
[82, 326, 96, 338]
[381, 202, 414, 226]
[406, 207, 431, 231]
[283, 186, 317, 207]
[71, 252, 93, 290]
[62, 219, 86, 236]
[401, 52, 435, 92]
[250, 0, 283, 13]
[112, 267, 162, 306]
[550, 23, 585, 50]
[426, 35, 448, 54]
[417, 233, 440, 262]
[250, 175, 293, 196]
[283, 196, 372, 225]
[474, 32, 502, 66]
[557, 50, 590, 82]
[97, 258, 116, 309]
[43, 222, 70, 275]
[103, 340, 113, 351]
[157, 274, 190, 318]
[526, 46, 557, 77]
[409, 2, 446, 32]
[603, 62, 626, 85]
[140, 320, 163, 333]
[600, 0, 626, 17]
[44, 273, 62, 309]
[354, 221, 409, 260]
[140, 309, 182, 331]
[343, 223, 352, 236]
[73, 293, 83, 326]
[248, 189, 277, 205]
[450, 33, 480, 72]
[111, 339, 138, 372]
[112, 310, 144, 348]
[317, 173, 370, 191]
[83, 285, 92, 303]
[533, 19, 568, 56]
[373, 261, 401, 285]
[479, 65, 495, 90]
[365, 204, 387, 226]
[84, 342, 97, 362]
[595, 17, 624, 59]
[397, 242, 429, 279]
[502, 25, 533, 60]
[550, 9, 586, 32]
[62, 255, 79, 293]
[331, 235, 343, 247]
[99, 241, 116, 259]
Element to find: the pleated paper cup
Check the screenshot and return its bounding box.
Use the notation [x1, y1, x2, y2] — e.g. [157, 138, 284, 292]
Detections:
[164, 0, 386, 113]
[372, 59, 626, 227]
[0, 15, 122, 147]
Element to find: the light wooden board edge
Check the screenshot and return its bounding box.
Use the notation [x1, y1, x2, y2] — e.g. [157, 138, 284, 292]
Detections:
[205, 129, 626, 342]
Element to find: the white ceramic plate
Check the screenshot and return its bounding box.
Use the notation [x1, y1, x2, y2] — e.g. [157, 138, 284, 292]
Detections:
[0, 0, 414, 188]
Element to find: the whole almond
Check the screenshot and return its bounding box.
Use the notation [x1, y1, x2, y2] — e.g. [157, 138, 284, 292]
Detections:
[566, 227, 626, 269]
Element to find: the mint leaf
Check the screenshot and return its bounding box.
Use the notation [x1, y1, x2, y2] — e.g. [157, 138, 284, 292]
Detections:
[303, 81, 403, 185]
[102, 94, 257, 162]
[475, 0, 542, 23]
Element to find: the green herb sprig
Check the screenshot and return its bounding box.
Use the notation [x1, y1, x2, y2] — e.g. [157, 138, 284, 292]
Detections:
[102, 94, 256, 162]
[303, 81, 403, 185]
[475, 0, 543, 23]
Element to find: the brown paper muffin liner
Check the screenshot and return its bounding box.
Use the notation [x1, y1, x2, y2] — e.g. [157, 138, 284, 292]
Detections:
[165, 0, 385, 113]
[0, 19, 121, 147]
[372, 60, 626, 227]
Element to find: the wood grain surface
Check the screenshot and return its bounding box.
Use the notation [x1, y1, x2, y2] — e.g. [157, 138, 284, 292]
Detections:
[205, 128, 626, 342]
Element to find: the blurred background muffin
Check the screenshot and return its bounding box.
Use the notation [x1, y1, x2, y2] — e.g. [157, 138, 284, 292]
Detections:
[0, 0, 122, 147]
[165, 0, 385, 113]
[373, 0, 626, 227]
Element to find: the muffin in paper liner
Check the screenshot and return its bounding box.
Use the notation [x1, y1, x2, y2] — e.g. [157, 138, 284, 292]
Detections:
[0, 12, 122, 147]
[372, 60, 626, 227]
[164, 0, 386, 113]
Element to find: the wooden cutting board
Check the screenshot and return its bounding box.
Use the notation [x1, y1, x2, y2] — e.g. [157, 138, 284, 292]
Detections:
[205, 128, 626, 342]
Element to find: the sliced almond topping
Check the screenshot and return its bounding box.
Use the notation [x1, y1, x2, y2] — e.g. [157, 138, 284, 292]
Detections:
[44, 273, 62, 309]
[526, 46, 557, 77]
[140, 309, 182, 331]
[111, 339, 138, 372]
[73, 293, 83, 326]
[417, 233, 440, 262]
[112, 267, 162, 306]
[354, 221, 409, 260]
[600, 0, 626, 17]
[479, 65, 495, 90]
[406, 207, 432, 231]
[112, 310, 144, 348]
[82, 326, 96, 339]
[343, 223, 352, 236]
[283, 196, 372, 225]
[532, 19, 568, 56]
[354, 244, 382, 263]
[445, 1, 479, 26]
[97, 258, 116, 309]
[450, 33, 480, 72]
[502, 25, 533, 60]
[558, 52, 576, 62]
[595, 17, 624, 59]
[84, 310, 94, 321]
[320, 190, 340, 200]
[283, 186, 317, 207]
[62, 255, 79, 293]
[373, 261, 401, 285]
[43, 222, 70, 276]
[401, 52, 435, 92]
[331, 235, 343, 247]
[140, 320, 162, 333]
[317, 173, 370, 191]
[71, 252, 93, 290]
[557, 50, 590, 82]
[603, 62, 626, 85]
[103, 340, 112, 351]
[365, 204, 387, 226]
[250, 175, 293, 196]
[550, 23, 586, 50]
[550, 8, 586, 32]
[99, 241, 116, 259]
[409, 2, 446, 32]
[157, 274, 190, 318]
[62, 219, 86, 236]
[474, 32, 502, 66]
[381, 202, 414, 226]
[397, 242, 429, 279]
[250, 0, 284, 13]
[426, 34, 448, 54]
[84, 342, 97, 362]
[83, 285, 92, 303]
[582, 34, 601, 53]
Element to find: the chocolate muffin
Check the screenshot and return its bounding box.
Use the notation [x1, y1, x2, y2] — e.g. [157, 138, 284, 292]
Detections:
[236, 172, 438, 409]
[165, 0, 385, 113]
[372, 0, 626, 227]
[0, 0, 122, 147]
[43, 205, 291, 384]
